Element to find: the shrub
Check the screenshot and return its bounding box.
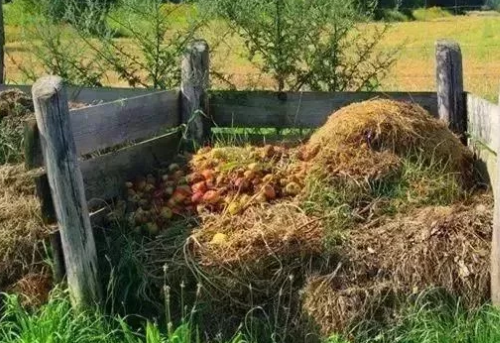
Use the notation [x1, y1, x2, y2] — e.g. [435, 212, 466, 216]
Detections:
[412, 7, 452, 21]
[199, 0, 398, 92]
[378, 9, 410, 21]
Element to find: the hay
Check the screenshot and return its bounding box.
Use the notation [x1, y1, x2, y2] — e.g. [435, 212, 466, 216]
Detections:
[302, 194, 492, 335]
[304, 99, 473, 181]
[8, 272, 52, 308]
[0, 164, 50, 289]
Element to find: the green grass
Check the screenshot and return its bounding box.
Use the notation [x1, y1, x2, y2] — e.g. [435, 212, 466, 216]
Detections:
[411, 7, 453, 21]
[345, 290, 500, 343]
[0, 290, 253, 343]
[2, 288, 499, 343]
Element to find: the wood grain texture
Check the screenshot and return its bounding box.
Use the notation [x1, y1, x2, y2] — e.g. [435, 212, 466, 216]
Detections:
[492, 141, 500, 306]
[24, 120, 43, 170]
[70, 90, 179, 156]
[0, 84, 163, 104]
[467, 93, 500, 154]
[35, 132, 181, 221]
[436, 40, 466, 137]
[181, 40, 210, 145]
[32, 76, 101, 310]
[81, 132, 181, 206]
[467, 94, 500, 187]
[210, 91, 439, 128]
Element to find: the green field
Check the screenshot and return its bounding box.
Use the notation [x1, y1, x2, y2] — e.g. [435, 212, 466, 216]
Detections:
[3, 4, 500, 100]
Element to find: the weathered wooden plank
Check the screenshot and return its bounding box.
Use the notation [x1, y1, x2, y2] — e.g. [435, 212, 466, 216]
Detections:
[0, 84, 163, 104]
[70, 90, 179, 157]
[492, 133, 500, 306]
[436, 40, 466, 138]
[467, 93, 500, 153]
[34, 132, 181, 222]
[32, 76, 101, 310]
[210, 91, 439, 128]
[467, 93, 500, 188]
[81, 131, 181, 206]
[181, 40, 210, 146]
[24, 120, 43, 170]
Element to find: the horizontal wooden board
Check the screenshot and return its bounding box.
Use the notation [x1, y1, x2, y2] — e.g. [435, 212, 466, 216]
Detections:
[0, 84, 163, 104]
[26, 90, 180, 169]
[81, 131, 181, 207]
[210, 91, 439, 128]
[71, 90, 179, 156]
[466, 93, 500, 188]
[36, 132, 181, 222]
[467, 93, 500, 153]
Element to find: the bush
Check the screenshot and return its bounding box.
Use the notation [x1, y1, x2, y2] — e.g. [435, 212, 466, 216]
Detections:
[412, 7, 452, 21]
[378, 9, 410, 21]
[199, 0, 398, 92]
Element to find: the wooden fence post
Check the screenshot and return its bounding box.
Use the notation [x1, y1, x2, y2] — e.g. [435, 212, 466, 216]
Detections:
[492, 84, 500, 306]
[492, 157, 500, 306]
[181, 39, 210, 147]
[435, 40, 465, 139]
[32, 76, 101, 310]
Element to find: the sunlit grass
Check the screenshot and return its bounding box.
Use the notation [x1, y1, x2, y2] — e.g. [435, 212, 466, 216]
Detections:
[2, 6, 500, 100]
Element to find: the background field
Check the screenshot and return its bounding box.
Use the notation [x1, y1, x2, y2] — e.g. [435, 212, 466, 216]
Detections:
[3, 6, 500, 101]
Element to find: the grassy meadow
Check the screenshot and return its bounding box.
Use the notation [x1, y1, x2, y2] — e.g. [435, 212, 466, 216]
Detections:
[2, 3, 500, 101]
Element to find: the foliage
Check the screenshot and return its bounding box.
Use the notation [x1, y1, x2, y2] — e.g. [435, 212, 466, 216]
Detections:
[12, 0, 118, 24]
[344, 290, 500, 343]
[72, 0, 203, 89]
[9, 12, 107, 87]
[412, 7, 452, 21]
[377, 9, 410, 22]
[0, 291, 254, 343]
[199, 0, 397, 92]
[12, 0, 203, 89]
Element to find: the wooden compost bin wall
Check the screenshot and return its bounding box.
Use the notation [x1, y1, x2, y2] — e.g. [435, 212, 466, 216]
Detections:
[25, 89, 182, 223]
[467, 93, 500, 187]
[210, 91, 439, 128]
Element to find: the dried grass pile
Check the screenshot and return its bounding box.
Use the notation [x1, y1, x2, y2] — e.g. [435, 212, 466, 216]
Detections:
[302, 99, 473, 182]
[302, 194, 492, 335]
[0, 164, 50, 290]
[190, 202, 323, 267]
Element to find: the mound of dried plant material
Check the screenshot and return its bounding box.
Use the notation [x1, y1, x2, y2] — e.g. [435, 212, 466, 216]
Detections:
[189, 202, 323, 267]
[302, 194, 492, 336]
[0, 164, 50, 290]
[302, 99, 473, 182]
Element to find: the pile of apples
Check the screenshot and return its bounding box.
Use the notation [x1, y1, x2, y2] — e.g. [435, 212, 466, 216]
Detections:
[125, 145, 308, 235]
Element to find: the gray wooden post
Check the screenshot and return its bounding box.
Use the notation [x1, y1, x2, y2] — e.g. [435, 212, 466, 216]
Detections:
[435, 40, 465, 139]
[493, 156, 500, 306]
[493, 85, 500, 306]
[32, 76, 101, 310]
[181, 40, 210, 146]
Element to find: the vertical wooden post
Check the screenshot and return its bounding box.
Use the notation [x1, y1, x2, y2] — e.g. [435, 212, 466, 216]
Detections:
[32, 76, 101, 310]
[492, 158, 500, 306]
[0, 2, 5, 84]
[492, 84, 500, 306]
[435, 40, 465, 139]
[181, 39, 210, 147]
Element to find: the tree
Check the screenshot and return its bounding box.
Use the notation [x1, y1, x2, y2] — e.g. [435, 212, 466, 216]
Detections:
[199, 0, 398, 92]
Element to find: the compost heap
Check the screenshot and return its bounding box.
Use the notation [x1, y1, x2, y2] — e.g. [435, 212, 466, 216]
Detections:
[122, 99, 488, 335]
